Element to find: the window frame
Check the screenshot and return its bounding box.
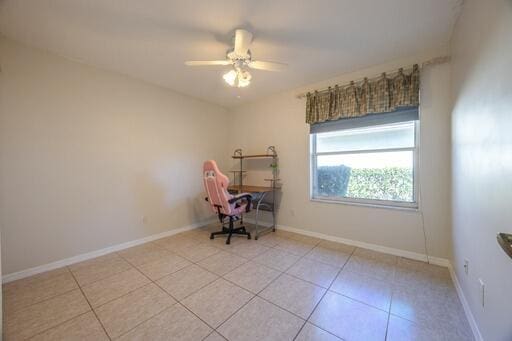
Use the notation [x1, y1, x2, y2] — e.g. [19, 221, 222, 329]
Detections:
[309, 120, 420, 210]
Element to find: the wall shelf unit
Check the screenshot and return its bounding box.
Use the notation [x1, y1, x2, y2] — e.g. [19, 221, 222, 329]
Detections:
[228, 146, 280, 239]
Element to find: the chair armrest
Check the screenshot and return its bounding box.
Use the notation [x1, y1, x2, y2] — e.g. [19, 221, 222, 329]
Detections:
[228, 193, 252, 204]
[228, 193, 253, 213]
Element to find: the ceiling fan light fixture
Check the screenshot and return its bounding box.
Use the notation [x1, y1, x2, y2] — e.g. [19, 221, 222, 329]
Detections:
[185, 29, 287, 88]
[223, 68, 251, 88]
[237, 77, 250, 88]
[237, 69, 251, 87]
[223, 69, 237, 87]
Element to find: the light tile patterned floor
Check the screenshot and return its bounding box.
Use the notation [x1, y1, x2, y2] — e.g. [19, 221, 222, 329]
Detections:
[2, 223, 474, 340]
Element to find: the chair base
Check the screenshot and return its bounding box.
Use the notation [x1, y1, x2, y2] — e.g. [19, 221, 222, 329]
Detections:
[210, 217, 251, 245]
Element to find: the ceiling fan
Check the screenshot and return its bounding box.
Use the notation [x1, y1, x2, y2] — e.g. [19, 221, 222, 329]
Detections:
[185, 29, 287, 88]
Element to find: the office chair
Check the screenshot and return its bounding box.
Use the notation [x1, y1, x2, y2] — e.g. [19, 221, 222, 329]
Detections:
[203, 160, 252, 244]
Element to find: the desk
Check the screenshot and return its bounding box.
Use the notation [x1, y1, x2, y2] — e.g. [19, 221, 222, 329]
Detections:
[227, 184, 278, 239]
[227, 185, 274, 193]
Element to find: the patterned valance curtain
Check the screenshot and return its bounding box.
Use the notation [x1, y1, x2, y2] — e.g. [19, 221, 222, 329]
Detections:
[306, 64, 420, 125]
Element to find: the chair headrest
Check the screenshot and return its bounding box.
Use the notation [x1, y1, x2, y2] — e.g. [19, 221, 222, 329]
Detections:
[203, 160, 221, 174]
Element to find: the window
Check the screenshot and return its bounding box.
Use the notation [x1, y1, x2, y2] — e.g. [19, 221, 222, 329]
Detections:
[310, 120, 418, 208]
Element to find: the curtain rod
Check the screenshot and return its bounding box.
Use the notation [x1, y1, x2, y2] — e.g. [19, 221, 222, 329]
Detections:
[295, 56, 450, 99]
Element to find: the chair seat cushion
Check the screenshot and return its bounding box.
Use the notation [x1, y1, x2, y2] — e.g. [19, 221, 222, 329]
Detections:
[231, 202, 248, 215]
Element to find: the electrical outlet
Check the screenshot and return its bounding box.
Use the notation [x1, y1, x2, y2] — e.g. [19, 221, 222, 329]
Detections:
[478, 278, 485, 308]
[464, 259, 469, 275]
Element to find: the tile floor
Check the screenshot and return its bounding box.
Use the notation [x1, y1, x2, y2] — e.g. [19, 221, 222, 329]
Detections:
[2, 224, 474, 340]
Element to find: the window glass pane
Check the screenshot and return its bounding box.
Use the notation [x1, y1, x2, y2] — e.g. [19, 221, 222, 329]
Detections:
[316, 121, 415, 153]
[314, 151, 414, 202]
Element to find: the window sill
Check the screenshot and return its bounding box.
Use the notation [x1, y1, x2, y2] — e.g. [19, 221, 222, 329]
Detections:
[310, 197, 419, 212]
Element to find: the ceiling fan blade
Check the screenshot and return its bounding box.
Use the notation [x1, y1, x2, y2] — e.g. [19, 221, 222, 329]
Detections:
[184, 60, 231, 66]
[248, 60, 287, 71]
[234, 29, 253, 57]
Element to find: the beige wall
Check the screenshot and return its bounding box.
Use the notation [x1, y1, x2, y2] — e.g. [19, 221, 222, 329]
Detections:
[0, 37, 229, 275]
[450, 0, 512, 339]
[2, 3, 511, 337]
[0, 224, 2, 332]
[227, 58, 453, 259]
[0, 34, 454, 277]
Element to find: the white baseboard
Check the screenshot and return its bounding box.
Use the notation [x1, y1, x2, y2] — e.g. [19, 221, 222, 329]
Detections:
[272, 223, 481, 340]
[448, 264, 484, 341]
[4, 217, 482, 341]
[2, 218, 216, 284]
[275, 223, 451, 267]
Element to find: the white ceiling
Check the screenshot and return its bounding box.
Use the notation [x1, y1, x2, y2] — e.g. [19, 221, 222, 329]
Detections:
[0, 0, 461, 107]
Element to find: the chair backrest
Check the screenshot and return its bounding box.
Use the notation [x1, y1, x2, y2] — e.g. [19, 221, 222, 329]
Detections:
[203, 160, 233, 215]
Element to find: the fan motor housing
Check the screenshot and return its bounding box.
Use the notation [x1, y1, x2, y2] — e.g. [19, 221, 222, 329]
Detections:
[227, 49, 252, 63]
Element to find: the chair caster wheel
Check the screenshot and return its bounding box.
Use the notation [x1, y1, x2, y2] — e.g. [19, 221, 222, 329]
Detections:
[226, 240, 230, 245]
[255, 236, 258, 240]
[247, 234, 251, 240]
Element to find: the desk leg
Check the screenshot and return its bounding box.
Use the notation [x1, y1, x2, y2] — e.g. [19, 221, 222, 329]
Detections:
[272, 205, 276, 232]
[254, 192, 268, 240]
[271, 188, 276, 232]
[254, 204, 259, 240]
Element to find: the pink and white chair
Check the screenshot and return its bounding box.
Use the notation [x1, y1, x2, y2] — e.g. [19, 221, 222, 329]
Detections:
[203, 160, 252, 244]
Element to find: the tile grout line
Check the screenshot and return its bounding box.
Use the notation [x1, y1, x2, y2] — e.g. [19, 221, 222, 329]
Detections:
[102, 248, 183, 336]
[221, 263, 283, 296]
[159, 266, 218, 301]
[212, 230, 336, 338]
[260, 242, 394, 315]
[174, 236, 266, 334]
[111, 253, 203, 337]
[111, 275, 218, 339]
[67, 266, 113, 341]
[5, 230, 279, 338]
[175, 232, 237, 340]
[213, 232, 314, 338]
[323, 289, 392, 314]
[116, 243, 225, 337]
[4, 229, 310, 337]
[314, 249, 397, 314]
[190, 237, 276, 335]
[3, 257, 148, 323]
[213, 269, 286, 336]
[2, 269, 80, 314]
[292, 245, 357, 341]
[17, 238, 304, 340]
[214, 295, 260, 337]
[205, 227, 331, 335]
[201, 330, 227, 341]
[78, 246, 216, 311]
[303, 248, 407, 340]
[24, 310, 94, 340]
[384, 267, 400, 341]
[68, 253, 142, 287]
[8, 226, 454, 340]
[291, 243, 339, 340]
[4, 268, 110, 341]
[112, 304, 177, 340]
[5, 286, 79, 315]
[384, 293, 394, 340]
[79, 268, 150, 310]
[175, 301, 219, 337]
